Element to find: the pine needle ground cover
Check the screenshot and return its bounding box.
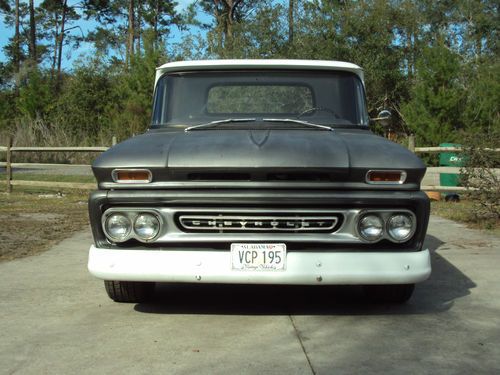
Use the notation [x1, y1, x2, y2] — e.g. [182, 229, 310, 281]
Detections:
[0, 189, 89, 262]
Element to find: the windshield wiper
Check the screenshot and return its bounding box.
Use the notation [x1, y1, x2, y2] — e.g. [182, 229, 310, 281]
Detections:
[262, 118, 334, 131]
[184, 118, 256, 132]
[184, 117, 333, 132]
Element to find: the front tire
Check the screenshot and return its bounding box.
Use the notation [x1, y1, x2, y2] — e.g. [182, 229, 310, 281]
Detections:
[363, 284, 415, 303]
[104, 280, 155, 303]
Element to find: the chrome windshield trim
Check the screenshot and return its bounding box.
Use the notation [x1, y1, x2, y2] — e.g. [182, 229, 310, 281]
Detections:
[262, 118, 334, 131]
[184, 118, 257, 132]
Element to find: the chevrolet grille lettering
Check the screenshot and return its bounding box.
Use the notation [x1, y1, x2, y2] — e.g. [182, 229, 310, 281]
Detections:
[179, 214, 339, 232]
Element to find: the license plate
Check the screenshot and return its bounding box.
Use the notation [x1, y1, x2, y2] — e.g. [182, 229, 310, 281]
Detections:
[231, 243, 286, 271]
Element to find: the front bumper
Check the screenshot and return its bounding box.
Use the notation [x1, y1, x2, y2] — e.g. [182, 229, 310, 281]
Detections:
[88, 246, 431, 285]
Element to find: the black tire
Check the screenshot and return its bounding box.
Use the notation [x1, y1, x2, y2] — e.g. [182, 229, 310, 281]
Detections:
[104, 280, 155, 303]
[363, 284, 415, 304]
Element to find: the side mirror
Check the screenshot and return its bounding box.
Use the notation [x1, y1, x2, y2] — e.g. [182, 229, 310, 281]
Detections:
[372, 110, 392, 127]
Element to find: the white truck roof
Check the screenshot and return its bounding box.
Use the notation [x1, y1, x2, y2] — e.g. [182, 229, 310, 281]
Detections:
[155, 59, 364, 84]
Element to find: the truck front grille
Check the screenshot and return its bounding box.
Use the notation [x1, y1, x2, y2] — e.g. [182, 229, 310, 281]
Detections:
[177, 213, 342, 233]
[184, 171, 333, 182]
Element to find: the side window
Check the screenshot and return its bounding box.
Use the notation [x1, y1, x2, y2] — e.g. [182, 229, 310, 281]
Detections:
[356, 80, 369, 126]
[152, 79, 166, 125]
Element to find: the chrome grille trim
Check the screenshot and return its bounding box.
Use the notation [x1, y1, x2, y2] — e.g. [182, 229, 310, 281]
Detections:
[179, 215, 339, 232]
[98, 207, 365, 243]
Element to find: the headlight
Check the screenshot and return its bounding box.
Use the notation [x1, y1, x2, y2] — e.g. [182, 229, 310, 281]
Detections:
[358, 214, 383, 241]
[105, 214, 131, 241]
[387, 214, 414, 242]
[134, 213, 161, 241]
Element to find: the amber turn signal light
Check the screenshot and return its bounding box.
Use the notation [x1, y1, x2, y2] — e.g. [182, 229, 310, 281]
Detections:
[366, 170, 406, 184]
[112, 169, 152, 183]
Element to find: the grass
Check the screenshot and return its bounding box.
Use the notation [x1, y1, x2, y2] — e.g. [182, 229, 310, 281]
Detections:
[431, 200, 499, 234]
[0, 187, 90, 262]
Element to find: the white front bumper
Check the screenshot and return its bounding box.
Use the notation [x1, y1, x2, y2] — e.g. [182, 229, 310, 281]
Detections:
[88, 246, 431, 285]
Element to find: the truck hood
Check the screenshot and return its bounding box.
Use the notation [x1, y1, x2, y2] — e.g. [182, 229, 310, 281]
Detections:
[92, 128, 426, 186]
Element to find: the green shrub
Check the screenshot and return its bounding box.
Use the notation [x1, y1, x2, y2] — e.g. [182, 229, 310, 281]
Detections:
[460, 130, 500, 224]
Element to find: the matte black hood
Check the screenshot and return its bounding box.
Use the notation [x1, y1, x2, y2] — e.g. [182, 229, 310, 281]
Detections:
[94, 129, 349, 169]
[92, 128, 426, 188]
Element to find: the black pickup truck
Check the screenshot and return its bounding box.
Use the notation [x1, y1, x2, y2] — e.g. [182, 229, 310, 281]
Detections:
[88, 60, 431, 303]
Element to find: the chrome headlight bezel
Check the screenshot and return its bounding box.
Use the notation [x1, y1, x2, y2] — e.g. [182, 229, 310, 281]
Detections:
[357, 214, 384, 242]
[104, 213, 132, 242]
[386, 213, 416, 243]
[356, 210, 417, 244]
[133, 213, 161, 241]
[102, 209, 163, 243]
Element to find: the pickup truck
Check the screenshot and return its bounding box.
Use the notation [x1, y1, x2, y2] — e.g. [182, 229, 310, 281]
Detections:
[88, 60, 431, 303]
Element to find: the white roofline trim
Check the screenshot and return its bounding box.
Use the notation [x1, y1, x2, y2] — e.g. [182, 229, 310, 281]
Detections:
[154, 59, 364, 85]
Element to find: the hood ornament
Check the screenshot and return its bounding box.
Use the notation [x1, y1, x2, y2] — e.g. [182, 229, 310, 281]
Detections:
[249, 129, 271, 148]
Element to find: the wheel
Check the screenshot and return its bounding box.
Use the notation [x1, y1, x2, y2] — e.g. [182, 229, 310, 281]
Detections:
[362, 284, 415, 303]
[104, 280, 155, 303]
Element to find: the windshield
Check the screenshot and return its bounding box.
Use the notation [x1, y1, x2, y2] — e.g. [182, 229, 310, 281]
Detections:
[152, 70, 369, 127]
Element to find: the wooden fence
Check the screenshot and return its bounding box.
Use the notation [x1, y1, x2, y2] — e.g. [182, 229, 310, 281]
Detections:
[1, 135, 499, 193]
[407, 135, 500, 192]
[0, 137, 110, 192]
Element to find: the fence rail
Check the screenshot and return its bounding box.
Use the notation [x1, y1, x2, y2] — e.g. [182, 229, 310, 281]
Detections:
[415, 146, 500, 153]
[1, 135, 499, 193]
[10, 180, 97, 189]
[1, 137, 107, 192]
[6, 146, 109, 152]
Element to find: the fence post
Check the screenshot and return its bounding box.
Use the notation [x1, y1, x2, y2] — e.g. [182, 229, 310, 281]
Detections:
[408, 134, 415, 153]
[6, 136, 12, 193]
[112, 136, 117, 146]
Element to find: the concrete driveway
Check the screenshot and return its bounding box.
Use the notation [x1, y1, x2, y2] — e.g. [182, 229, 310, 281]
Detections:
[1, 216, 499, 375]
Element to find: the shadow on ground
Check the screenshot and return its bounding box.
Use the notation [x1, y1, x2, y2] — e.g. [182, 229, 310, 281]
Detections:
[135, 234, 476, 316]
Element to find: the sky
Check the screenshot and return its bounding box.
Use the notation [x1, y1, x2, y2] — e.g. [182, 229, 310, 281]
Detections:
[0, 0, 196, 68]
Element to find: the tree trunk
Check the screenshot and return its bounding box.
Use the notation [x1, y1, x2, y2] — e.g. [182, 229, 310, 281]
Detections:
[14, 0, 20, 92]
[13, 0, 21, 97]
[223, 0, 240, 54]
[126, 0, 135, 65]
[28, 0, 36, 63]
[288, 0, 294, 45]
[213, 4, 223, 55]
[52, 10, 60, 79]
[56, 0, 67, 89]
[153, 0, 158, 49]
[225, 0, 234, 40]
[136, 0, 141, 55]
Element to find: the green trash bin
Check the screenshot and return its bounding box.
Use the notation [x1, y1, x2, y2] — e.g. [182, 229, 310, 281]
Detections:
[439, 143, 464, 188]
